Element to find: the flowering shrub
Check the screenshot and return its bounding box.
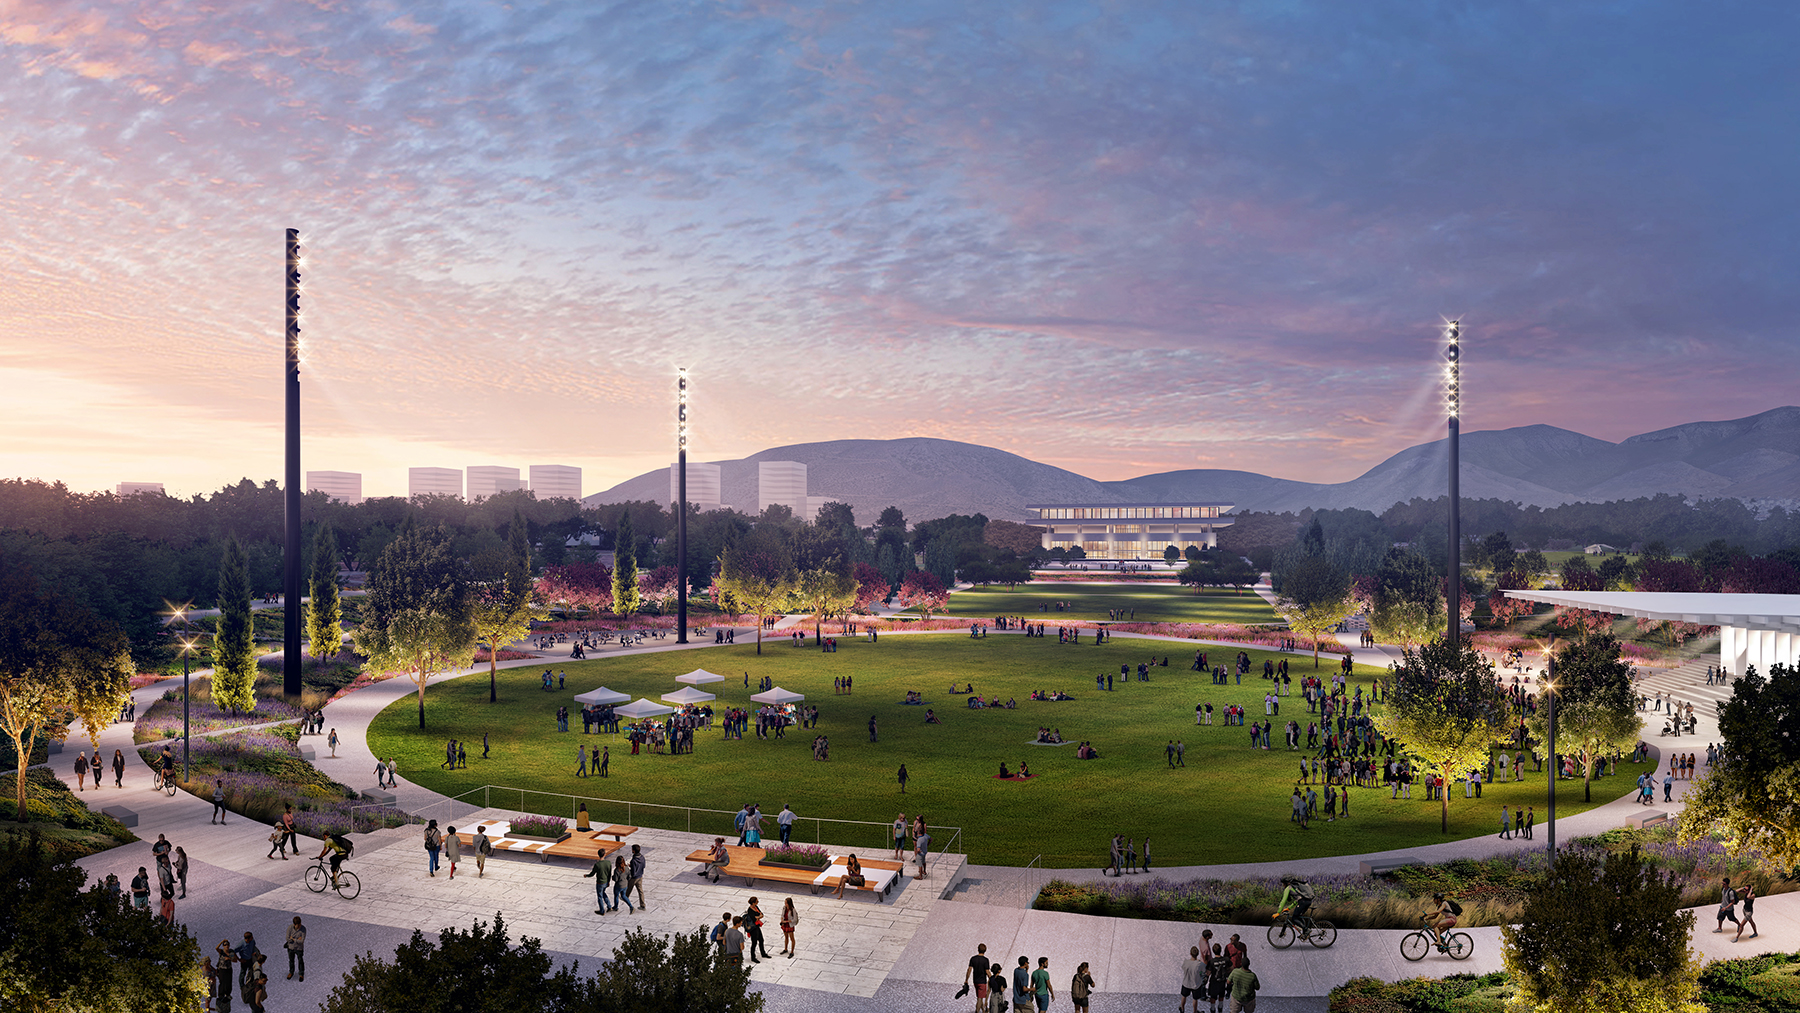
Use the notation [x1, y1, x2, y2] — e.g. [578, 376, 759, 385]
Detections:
[133, 684, 307, 743]
[760, 843, 831, 867]
[139, 728, 412, 835]
[472, 649, 536, 662]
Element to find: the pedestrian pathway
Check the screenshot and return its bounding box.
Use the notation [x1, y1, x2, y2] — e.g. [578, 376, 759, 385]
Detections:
[44, 620, 1789, 1011]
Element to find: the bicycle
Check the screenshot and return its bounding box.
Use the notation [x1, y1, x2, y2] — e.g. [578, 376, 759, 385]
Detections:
[1400, 915, 1471, 961]
[305, 858, 361, 900]
[153, 768, 179, 796]
[1268, 911, 1337, 949]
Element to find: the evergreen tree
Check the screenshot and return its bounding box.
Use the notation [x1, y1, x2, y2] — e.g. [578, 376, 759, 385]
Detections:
[212, 534, 257, 713]
[305, 526, 343, 667]
[611, 510, 640, 617]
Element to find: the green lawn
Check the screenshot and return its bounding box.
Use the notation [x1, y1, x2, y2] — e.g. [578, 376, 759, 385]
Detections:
[931, 583, 1281, 626]
[369, 634, 1650, 868]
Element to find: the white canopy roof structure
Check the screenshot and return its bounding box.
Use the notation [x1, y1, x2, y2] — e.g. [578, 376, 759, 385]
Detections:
[1504, 590, 1800, 676]
[749, 686, 805, 705]
[660, 685, 717, 705]
[615, 699, 676, 719]
[573, 686, 630, 705]
[674, 669, 727, 686]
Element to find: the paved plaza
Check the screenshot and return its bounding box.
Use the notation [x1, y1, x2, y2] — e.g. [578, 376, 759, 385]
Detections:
[46, 614, 1800, 1012]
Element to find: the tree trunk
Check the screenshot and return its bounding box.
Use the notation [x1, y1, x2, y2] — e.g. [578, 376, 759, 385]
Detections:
[755, 616, 763, 655]
[1441, 780, 1450, 833]
[11, 728, 33, 820]
[489, 652, 499, 704]
[417, 673, 427, 729]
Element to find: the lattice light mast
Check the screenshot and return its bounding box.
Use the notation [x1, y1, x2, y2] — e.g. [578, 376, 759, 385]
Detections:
[1444, 319, 1462, 648]
[676, 368, 689, 644]
[283, 229, 304, 696]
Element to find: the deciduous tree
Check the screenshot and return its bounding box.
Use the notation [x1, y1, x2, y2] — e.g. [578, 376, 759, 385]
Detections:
[1274, 556, 1356, 668]
[1370, 549, 1443, 648]
[537, 563, 612, 621]
[1526, 634, 1643, 801]
[1372, 636, 1509, 832]
[211, 534, 257, 713]
[472, 510, 543, 704]
[1681, 662, 1800, 870]
[1486, 571, 1534, 627]
[850, 562, 886, 613]
[714, 543, 796, 655]
[355, 521, 475, 729]
[793, 564, 857, 645]
[898, 570, 949, 620]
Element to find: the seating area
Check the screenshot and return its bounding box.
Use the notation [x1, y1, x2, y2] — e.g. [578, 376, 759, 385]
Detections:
[452, 818, 632, 863]
[683, 844, 903, 902]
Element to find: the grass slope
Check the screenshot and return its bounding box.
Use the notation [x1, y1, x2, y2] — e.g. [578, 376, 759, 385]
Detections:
[936, 583, 1280, 626]
[369, 634, 1648, 867]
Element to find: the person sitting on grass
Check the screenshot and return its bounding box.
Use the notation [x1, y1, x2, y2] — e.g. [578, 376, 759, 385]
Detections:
[1018, 761, 1031, 778]
[925, 709, 941, 724]
[1006, 698, 1017, 709]
[1000, 762, 1012, 778]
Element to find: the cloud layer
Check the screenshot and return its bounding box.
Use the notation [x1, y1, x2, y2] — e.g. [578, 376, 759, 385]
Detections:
[1, 1, 1794, 498]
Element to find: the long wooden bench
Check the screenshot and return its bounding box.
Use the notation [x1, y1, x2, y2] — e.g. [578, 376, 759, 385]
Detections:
[683, 846, 902, 901]
[453, 820, 625, 864]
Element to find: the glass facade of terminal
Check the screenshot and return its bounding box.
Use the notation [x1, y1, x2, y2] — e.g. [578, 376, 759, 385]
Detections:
[1024, 502, 1234, 558]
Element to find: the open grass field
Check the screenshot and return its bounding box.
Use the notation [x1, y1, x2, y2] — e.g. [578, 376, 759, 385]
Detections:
[928, 582, 1281, 626]
[369, 633, 1652, 867]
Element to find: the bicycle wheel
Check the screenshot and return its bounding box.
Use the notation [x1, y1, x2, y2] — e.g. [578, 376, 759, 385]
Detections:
[1400, 931, 1429, 961]
[1445, 932, 1473, 960]
[304, 865, 327, 893]
[1308, 920, 1337, 948]
[334, 870, 361, 899]
[165, 778, 179, 796]
[1267, 923, 1296, 949]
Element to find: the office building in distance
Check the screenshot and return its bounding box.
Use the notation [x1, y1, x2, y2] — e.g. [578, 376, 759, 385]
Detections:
[467, 466, 523, 501]
[1024, 502, 1234, 558]
[409, 467, 463, 500]
[669, 462, 723, 511]
[306, 470, 363, 504]
[529, 464, 582, 502]
[117, 482, 164, 497]
[757, 461, 808, 515]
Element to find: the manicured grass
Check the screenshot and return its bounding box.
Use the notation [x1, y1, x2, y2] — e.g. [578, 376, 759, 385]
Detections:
[369, 634, 1649, 868]
[935, 583, 1281, 626]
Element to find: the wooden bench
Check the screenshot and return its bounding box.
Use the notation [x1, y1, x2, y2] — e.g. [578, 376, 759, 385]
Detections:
[454, 820, 625, 864]
[578, 823, 638, 841]
[684, 847, 902, 901]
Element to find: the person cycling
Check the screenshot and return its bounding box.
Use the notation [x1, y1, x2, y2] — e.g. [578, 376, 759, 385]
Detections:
[316, 832, 354, 887]
[1424, 892, 1460, 947]
[1275, 874, 1315, 927]
[156, 746, 175, 788]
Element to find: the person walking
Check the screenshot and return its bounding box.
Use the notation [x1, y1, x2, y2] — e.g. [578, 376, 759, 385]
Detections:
[1499, 806, 1511, 840]
[174, 846, 189, 898]
[586, 850, 614, 914]
[423, 820, 443, 876]
[327, 728, 339, 757]
[611, 854, 635, 913]
[915, 824, 932, 878]
[1225, 955, 1261, 1013]
[284, 916, 306, 981]
[1013, 956, 1034, 1013]
[157, 871, 176, 924]
[744, 897, 773, 962]
[598, 745, 609, 777]
[898, 764, 909, 793]
[964, 943, 992, 1012]
[211, 779, 228, 824]
[1735, 886, 1759, 941]
[1070, 960, 1095, 1013]
[577, 744, 588, 777]
[627, 844, 647, 910]
[74, 750, 88, 792]
[893, 813, 908, 861]
[1716, 877, 1741, 933]
[233, 932, 258, 996]
[444, 825, 461, 878]
[779, 897, 798, 958]
[1031, 956, 1055, 1012]
[869, 715, 878, 742]
[988, 963, 1009, 1013]
[472, 826, 492, 877]
[723, 916, 745, 966]
[1522, 806, 1534, 840]
[112, 748, 125, 788]
[778, 803, 796, 846]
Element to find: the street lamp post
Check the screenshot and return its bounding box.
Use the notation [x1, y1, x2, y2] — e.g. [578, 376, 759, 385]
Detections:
[1444, 319, 1462, 648]
[167, 602, 198, 784]
[1544, 632, 1558, 862]
[676, 368, 689, 645]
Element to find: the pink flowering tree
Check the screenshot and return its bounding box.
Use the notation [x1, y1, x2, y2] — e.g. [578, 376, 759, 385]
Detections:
[898, 570, 949, 620]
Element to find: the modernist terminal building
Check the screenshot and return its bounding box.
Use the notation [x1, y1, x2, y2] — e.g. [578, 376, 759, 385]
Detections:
[1024, 503, 1234, 558]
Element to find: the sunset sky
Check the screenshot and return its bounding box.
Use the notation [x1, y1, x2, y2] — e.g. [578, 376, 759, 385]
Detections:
[2, 1, 1794, 501]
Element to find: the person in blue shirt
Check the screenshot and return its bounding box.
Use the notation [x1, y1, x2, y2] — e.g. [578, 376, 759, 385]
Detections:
[1013, 956, 1033, 1011]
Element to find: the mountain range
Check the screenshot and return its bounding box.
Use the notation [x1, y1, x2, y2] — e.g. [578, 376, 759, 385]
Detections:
[586, 406, 1800, 521]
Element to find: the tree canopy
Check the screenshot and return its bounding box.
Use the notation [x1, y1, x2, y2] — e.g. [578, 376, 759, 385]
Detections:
[1525, 634, 1643, 801]
[1681, 662, 1800, 869]
[472, 510, 543, 703]
[1372, 636, 1509, 832]
[354, 521, 475, 728]
[1273, 555, 1356, 668]
[714, 540, 797, 655]
[1371, 548, 1445, 647]
[211, 534, 257, 713]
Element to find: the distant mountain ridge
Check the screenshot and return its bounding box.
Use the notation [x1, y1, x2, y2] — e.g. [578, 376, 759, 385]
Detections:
[587, 407, 1800, 521]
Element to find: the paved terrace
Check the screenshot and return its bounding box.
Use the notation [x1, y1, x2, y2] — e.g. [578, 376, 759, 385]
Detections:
[44, 616, 1791, 1013]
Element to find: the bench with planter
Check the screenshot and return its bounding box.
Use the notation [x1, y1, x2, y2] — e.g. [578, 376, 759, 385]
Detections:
[451, 819, 625, 864]
[683, 845, 903, 901]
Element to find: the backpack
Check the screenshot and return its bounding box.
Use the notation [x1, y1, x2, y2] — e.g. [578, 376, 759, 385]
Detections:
[1446, 899, 1463, 916]
[329, 834, 354, 857]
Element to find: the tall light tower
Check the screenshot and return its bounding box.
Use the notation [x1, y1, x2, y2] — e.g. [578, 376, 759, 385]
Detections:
[1444, 319, 1462, 648]
[676, 368, 689, 644]
[283, 229, 304, 697]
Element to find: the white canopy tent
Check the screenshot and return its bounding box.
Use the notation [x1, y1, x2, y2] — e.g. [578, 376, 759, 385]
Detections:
[573, 686, 631, 706]
[674, 669, 727, 686]
[749, 686, 805, 705]
[615, 699, 676, 720]
[660, 686, 717, 705]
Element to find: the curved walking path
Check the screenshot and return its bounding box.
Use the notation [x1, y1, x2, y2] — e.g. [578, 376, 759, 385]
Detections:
[48, 618, 1793, 1013]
